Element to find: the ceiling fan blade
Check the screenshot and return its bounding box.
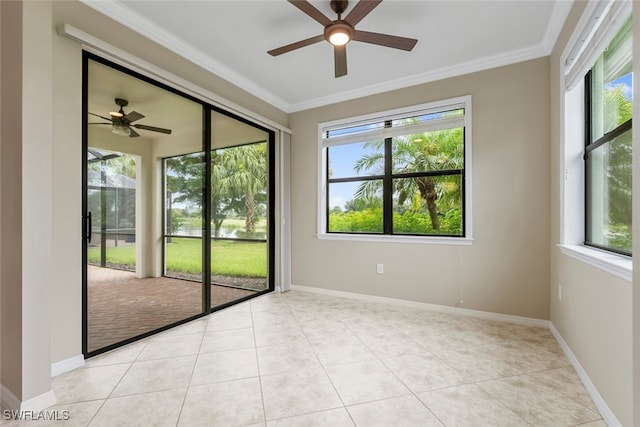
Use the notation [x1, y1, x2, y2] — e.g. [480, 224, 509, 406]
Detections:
[287, 0, 332, 26]
[88, 122, 112, 125]
[129, 128, 140, 138]
[124, 110, 145, 123]
[89, 112, 113, 122]
[132, 124, 173, 134]
[268, 34, 324, 56]
[344, 0, 382, 27]
[353, 30, 418, 51]
[334, 44, 347, 78]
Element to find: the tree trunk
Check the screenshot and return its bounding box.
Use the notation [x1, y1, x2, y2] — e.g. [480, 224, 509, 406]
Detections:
[213, 217, 223, 238]
[416, 177, 440, 230]
[245, 193, 255, 236]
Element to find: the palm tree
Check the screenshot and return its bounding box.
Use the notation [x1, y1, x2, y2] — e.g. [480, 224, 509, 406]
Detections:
[353, 127, 463, 231]
[216, 143, 267, 236]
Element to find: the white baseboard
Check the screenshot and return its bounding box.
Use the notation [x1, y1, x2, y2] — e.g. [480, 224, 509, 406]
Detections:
[51, 355, 85, 378]
[0, 385, 56, 412]
[550, 323, 621, 427]
[290, 284, 550, 328]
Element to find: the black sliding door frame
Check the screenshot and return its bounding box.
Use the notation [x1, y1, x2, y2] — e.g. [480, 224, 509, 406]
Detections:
[82, 52, 275, 358]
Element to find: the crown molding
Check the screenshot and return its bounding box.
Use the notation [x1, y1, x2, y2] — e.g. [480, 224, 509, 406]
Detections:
[290, 43, 549, 112]
[80, 0, 574, 114]
[289, 0, 574, 112]
[541, 0, 575, 54]
[79, 0, 291, 113]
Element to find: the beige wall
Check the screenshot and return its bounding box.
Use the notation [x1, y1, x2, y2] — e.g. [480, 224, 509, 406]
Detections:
[21, 0, 54, 402]
[0, 0, 55, 405]
[549, 2, 634, 425]
[289, 58, 551, 320]
[50, 26, 83, 369]
[0, 0, 24, 399]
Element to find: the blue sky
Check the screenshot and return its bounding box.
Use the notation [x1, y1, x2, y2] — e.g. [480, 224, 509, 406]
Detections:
[328, 142, 381, 209]
[606, 72, 633, 100]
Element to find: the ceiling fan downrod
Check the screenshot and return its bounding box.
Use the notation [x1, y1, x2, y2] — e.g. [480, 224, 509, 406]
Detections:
[330, 0, 348, 19]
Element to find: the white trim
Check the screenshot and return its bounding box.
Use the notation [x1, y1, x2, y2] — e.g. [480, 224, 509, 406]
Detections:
[77, 0, 290, 113]
[0, 385, 56, 412]
[291, 0, 572, 113]
[322, 116, 466, 148]
[549, 323, 622, 427]
[291, 284, 550, 328]
[541, 0, 576, 54]
[18, 391, 57, 412]
[77, 0, 572, 114]
[291, 45, 548, 112]
[57, 24, 291, 135]
[292, 1, 572, 113]
[317, 233, 473, 246]
[558, 244, 632, 282]
[564, 0, 632, 90]
[276, 131, 292, 293]
[51, 355, 85, 378]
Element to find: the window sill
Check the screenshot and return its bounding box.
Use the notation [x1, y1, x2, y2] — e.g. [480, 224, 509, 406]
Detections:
[557, 244, 631, 282]
[317, 233, 473, 246]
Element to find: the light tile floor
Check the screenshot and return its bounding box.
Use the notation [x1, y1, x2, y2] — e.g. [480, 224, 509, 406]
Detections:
[3, 291, 606, 426]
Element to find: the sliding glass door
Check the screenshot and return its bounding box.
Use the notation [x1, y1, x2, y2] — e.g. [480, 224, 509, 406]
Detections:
[83, 53, 274, 356]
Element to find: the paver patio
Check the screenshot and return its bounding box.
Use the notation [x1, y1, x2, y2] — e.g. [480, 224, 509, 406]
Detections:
[87, 266, 258, 352]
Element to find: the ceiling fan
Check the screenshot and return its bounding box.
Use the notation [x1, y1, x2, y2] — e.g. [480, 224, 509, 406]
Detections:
[267, 0, 418, 78]
[89, 98, 172, 137]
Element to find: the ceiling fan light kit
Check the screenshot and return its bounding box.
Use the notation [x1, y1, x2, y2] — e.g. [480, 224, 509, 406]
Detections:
[325, 22, 353, 46]
[268, 0, 418, 78]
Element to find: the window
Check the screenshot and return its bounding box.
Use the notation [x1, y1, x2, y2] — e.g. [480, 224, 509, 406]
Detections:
[584, 17, 632, 256]
[319, 96, 471, 242]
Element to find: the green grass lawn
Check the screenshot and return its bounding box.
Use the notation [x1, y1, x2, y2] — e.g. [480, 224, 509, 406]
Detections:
[88, 237, 266, 277]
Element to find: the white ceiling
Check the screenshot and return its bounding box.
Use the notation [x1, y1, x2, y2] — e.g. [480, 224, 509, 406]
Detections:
[81, 0, 574, 113]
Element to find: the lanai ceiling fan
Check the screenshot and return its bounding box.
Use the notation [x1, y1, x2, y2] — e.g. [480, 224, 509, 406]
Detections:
[268, 0, 418, 78]
[89, 98, 172, 138]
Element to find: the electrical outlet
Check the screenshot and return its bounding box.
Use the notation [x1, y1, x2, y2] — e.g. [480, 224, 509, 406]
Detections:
[558, 284, 563, 301]
[376, 263, 384, 274]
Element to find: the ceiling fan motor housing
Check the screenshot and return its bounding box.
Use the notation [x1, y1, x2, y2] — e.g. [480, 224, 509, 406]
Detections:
[330, 0, 349, 15]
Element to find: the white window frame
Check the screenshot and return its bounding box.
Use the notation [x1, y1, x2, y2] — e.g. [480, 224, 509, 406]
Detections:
[558, 0, 632, 281]
[317, 95, 473, 245]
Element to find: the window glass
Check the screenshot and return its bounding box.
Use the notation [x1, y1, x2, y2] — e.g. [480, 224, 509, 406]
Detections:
[585, 16, 632, 255]
[328, 181, 383, 233]
[392, 127, 464, 174]
[586, 129, 632, 253]
[391, 108, 464, 128]
[589, 18, 632, 141]
[392, 175, 463, 236]
[328, 141, 384, 179]
[323, 99, 468, 238]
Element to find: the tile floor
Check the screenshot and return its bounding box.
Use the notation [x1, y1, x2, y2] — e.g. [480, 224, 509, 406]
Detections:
[3, 291, 606, 426]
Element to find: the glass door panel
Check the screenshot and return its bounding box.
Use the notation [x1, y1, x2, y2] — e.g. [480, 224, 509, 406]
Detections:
[84, 55, 204, 355]
[87, 150, 137, 271]
[164, 153, 204, 281]
[210, 111, 271, 308]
